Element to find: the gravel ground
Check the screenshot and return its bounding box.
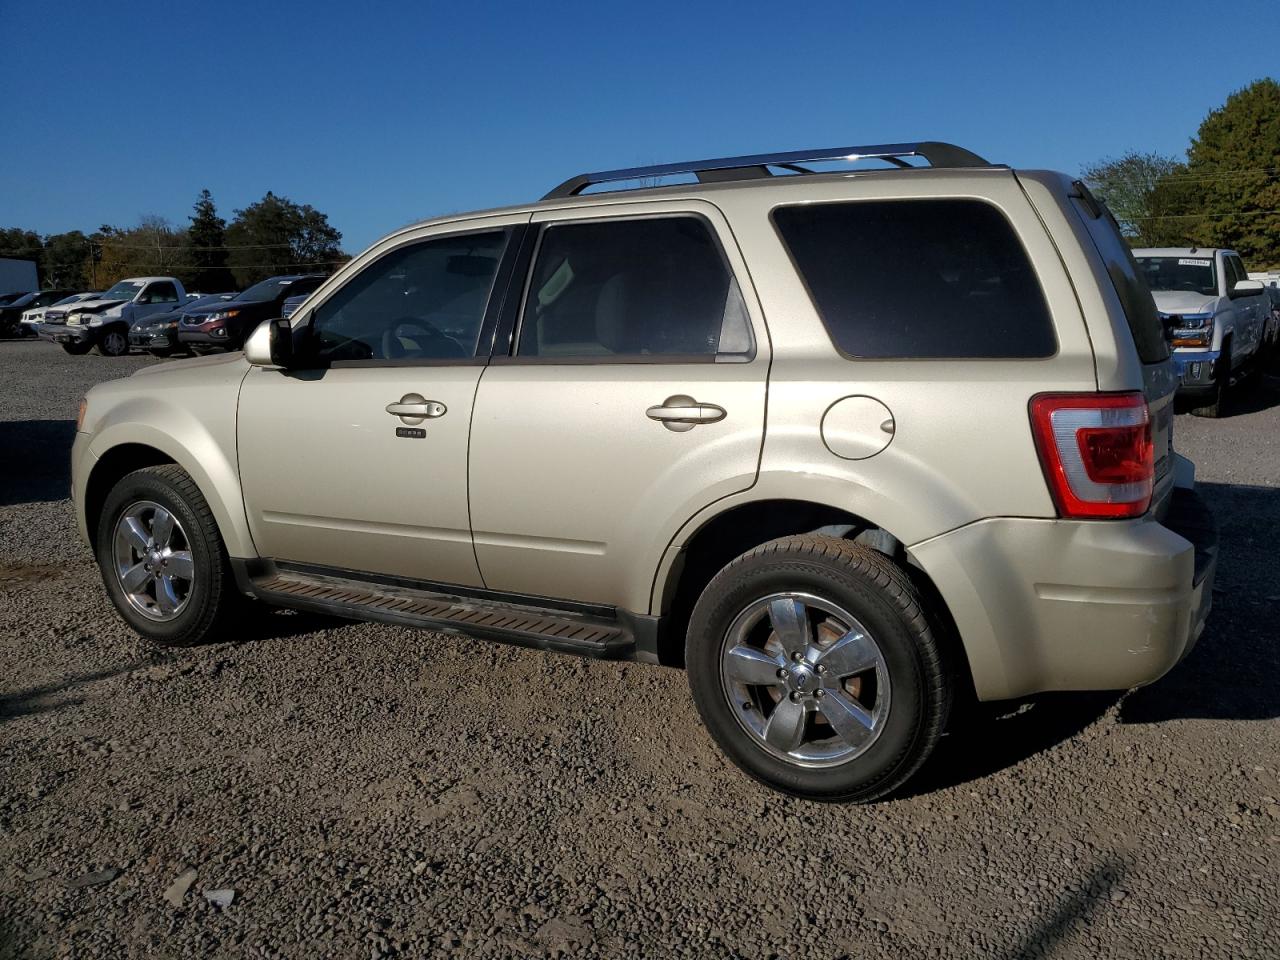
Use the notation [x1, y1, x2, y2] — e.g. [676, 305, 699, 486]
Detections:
[1, 339, 1277, 959]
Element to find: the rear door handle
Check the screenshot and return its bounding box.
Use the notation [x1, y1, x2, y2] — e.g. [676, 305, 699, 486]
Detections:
[646, 395, 726, 432]
[386, 393, 447, 424]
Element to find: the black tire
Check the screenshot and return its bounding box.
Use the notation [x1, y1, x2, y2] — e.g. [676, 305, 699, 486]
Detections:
[95, 465, 243, 647]
[60, 340, 93, 355]
[1190, 342, 1230, 418]
[686, 535, 950, 802]
[95, 328, 129, 357]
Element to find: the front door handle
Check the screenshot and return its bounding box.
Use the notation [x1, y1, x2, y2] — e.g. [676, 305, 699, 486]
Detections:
[386, 393, 447, 425]
[646, 394, 727, 432]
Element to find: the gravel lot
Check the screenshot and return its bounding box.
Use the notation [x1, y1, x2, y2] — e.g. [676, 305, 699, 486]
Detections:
[1, 339, 1277, 959]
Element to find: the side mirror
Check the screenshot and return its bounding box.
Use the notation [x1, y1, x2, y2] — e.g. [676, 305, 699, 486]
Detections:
[245, 318, 294, 368]
[1232, 279, 1265, 297]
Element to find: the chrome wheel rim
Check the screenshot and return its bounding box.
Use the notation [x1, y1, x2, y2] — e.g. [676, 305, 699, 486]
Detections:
[111, 501, 194, 621]
[719, 592, 890, 768]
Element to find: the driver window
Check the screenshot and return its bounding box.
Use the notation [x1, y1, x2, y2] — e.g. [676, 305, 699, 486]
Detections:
[312, 230, 508, 362]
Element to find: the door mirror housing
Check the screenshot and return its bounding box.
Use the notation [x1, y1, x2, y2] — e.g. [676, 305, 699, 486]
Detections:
[1232, 279, 1265, 298]
[245, 318, 294, 368]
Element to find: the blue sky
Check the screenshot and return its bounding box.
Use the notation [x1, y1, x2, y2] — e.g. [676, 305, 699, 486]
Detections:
[1, 0, 1275, 255]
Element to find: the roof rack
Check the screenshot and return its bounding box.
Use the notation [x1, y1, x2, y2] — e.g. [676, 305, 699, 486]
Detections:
[542, 141, 994, 200]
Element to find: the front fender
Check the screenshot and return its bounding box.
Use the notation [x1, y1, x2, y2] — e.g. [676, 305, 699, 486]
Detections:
[81, 396, 256, 559]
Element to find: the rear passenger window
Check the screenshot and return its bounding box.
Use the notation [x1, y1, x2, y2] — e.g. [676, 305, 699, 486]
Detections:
[516, 216, 752, 360]
[773, 199, 1056, 359]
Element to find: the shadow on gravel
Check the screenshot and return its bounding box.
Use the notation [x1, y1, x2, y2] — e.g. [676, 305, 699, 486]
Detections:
[0, 419, 74, 506]
[0, 658, 152, 722]
[1122, 480, 1280, 725]
[905, 692, 1120, 798]
[992, 859, 1127, 960]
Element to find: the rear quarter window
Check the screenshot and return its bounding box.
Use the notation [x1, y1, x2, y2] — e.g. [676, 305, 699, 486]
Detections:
[1067, 184, 1169, 364]
[772, 198, 1056, 359]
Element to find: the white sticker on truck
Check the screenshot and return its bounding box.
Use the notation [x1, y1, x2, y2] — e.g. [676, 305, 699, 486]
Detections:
[1178, 258, 1212, 267]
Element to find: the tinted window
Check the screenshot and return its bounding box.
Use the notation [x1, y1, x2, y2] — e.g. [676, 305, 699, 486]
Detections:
[774, 199, 1055, 359]
[312, 231, 506, 362]
[1067, 191, 1168, 364]
[146, 282, 179, 304]
[516, 217, 752, 360]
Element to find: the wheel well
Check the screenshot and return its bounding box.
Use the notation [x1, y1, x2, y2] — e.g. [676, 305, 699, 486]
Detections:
[654, 499, 977, 706]
[655, 500, 885, 665]
[84, 444, 176, 550]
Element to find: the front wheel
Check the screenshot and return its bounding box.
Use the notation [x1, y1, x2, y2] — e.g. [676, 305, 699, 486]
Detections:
[96, 465, 243, 646]
[686, 535, 950, 802]
[1190, 343, 1231, 418]
[96, 328, 129, 357]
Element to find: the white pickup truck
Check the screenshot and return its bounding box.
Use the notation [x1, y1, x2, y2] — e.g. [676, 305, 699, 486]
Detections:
[39, 276, 188, 356]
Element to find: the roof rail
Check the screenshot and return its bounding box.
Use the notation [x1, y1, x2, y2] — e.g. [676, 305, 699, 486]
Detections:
[542, 141, 994, 200]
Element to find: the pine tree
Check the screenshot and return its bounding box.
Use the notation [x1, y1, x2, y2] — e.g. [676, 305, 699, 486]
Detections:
[186, 189, 236, 292]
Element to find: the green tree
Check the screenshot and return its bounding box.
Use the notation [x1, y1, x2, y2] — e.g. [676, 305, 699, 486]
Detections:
[1081, 151, 1184, 245]
[184, 189, 236, 292]
[41, 231, 93, 289]
[224, 191, 344, 286]
[93, 217, 188, 288]
[1178, 78, 1280, 267]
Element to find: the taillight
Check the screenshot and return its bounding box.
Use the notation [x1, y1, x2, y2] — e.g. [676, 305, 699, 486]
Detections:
[1029, 392, 1153, 519]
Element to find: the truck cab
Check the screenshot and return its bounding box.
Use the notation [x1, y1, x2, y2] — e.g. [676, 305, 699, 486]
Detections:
[39, 276, 188, 356]
[1133, 248, 1269, 417]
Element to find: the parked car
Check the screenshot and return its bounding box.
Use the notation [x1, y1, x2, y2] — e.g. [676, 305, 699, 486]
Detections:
[1133, 248, 1270, 417]
[280, 294, 308, 319]
[178, 275, 325, 352]
[38, 277, 188, 356]
[1264, 285, 1280, 356]
[128, 293, 236, 357]
[18, 291, 100, 335]
[0, 291, 31, 307]
[73, 141, 1216, 801]
[0, 289, 79, 337]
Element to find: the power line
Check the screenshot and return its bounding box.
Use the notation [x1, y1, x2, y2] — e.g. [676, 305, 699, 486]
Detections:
[1121, 209, 1280, 221]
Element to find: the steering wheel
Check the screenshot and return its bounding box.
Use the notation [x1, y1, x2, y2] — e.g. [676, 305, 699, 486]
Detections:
[380, 317, 465, 359]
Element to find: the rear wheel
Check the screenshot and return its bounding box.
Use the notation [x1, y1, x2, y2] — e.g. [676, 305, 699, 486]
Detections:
[96, 465, 244, 647]
[686, 535, 950, 802]
[96, 329, 129, 357]
[60, 341, 93, 355]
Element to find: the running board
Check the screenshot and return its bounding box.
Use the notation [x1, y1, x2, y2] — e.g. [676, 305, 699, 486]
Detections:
[248, 567, 636, 659]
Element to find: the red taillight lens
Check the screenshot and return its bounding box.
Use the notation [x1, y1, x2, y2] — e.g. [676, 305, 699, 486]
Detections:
[1029, 392, 1153, 519]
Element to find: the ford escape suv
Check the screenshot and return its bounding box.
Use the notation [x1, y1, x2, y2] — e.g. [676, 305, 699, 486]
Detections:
[72, 142, 1217, 801]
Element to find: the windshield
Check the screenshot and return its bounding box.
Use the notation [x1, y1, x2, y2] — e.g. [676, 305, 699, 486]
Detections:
[236, 278, 296, 302]
[101, 280, 145, 300]
[1135, 256, 1217, 298]
[8, 293, 37, 307]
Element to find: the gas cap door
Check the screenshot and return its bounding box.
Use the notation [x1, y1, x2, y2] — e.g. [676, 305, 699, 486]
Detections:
[821, 396, 895, 460]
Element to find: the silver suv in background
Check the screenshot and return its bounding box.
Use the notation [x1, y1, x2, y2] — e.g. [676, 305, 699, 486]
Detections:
[72, 142, 1217, 800]
[1134, 248, 1270, 417]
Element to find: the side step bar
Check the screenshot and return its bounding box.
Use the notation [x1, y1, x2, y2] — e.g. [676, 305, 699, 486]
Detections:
[246, 566, 637, 660]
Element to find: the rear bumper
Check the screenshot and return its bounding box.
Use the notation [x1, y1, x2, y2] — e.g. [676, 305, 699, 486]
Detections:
[910, 487, 1218, 701]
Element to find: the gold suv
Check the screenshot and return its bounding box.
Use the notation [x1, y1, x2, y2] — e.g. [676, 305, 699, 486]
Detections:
[72, 142, 1218, 800]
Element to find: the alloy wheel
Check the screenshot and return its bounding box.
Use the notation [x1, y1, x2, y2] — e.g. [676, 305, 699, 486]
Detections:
[111, 500, 195, 621]
[719, 592, 891, 767]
